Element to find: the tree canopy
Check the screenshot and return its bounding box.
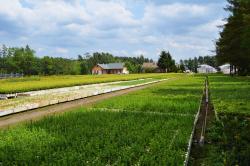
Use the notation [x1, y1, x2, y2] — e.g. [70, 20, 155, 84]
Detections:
[0, 45, 153, 75]
[216, 0, 250, 75]
[157, 51, 176, 72]
[180, 56, 217, 73]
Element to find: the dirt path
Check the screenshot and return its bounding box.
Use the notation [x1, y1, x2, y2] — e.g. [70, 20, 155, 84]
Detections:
[0, 81, 165, 129]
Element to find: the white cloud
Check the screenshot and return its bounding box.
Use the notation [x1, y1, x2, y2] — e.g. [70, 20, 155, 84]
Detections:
[192, 19, 225, 34]
[0, 0, 227, 61]
[133, 50, 148, 56]
[144, 3, 208, 20]
[55, 47, 68, 54]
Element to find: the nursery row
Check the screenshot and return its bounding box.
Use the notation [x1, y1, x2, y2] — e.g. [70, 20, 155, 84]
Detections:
[0, 77, 164, 112]
[0, 76, 204, 165]
[0, 73, 180, 94]
[209, 75, 250, 115]
[197, 75, 250, 165]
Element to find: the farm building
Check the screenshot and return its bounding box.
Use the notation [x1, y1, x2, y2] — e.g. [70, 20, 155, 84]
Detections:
[142, 62, 160, 73]
[184, 67, 191, 73]
[92, 63, 129, 75]
[197, 64, 217, 73]
[219, 64, 230, 74]
[219, 64, 238, 74]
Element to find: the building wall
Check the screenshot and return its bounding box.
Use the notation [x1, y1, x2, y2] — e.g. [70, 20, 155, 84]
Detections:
[92, 66, 103, 75]
[197, 67, 217, 73]
[123, 67, 129, 74]
[105, 69, 122, 74]
[92, 66, 124, 75]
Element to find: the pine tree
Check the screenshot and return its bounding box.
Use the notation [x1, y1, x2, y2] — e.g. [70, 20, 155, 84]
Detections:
[216, 0, 250, 75]
[157, 51, 176, 72]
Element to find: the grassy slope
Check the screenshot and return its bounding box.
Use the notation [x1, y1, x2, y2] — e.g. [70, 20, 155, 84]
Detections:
[0, 73, 180, 94]
[0, 76, 203, 165]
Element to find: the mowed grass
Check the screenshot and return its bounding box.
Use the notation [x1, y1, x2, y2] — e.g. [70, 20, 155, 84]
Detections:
[0, 76, 204, 165]
[0, 73, 180, 94]
[209, 75, 250, 115]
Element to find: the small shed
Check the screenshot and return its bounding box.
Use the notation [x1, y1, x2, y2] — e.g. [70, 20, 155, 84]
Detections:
[197, 64, 217, 73]
[92, 63, 129, 75]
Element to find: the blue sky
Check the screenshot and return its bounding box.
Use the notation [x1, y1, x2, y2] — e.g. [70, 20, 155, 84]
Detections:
[0, 0, 228, 61]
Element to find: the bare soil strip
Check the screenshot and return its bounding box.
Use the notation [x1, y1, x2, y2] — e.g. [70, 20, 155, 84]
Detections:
[0, 81, 167, 129]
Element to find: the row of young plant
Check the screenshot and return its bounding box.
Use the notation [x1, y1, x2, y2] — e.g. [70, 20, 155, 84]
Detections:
[0, 78, 162, 111]
[0, 76, 204, 165]
[199, 75, 250, 165]
[0, 73, 180, 94]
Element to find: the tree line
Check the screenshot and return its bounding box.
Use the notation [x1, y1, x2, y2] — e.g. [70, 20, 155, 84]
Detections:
[0, 45, 153, 75]
[77, 52, 153, 74]
[216, 0, 250, 75]
[0, 45, 81, 75]
[179, 56, 217, 73]
[0, 44, 218, 75]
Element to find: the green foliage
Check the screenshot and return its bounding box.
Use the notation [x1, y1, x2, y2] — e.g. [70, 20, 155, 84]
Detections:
[157, 51, 176, 72]
[77, 53, 151, 74]
[216, 0, 250, 75]
[180, 56, 217, 73]
[0, 46, 153, 75]
[124, 61, 140, 73]
[0, 45, 81, 75]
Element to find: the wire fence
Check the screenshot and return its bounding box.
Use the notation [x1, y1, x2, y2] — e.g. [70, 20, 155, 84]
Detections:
[0, 73, 24, 79]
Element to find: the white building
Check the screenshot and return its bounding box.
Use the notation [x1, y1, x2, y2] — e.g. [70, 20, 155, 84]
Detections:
[219, 64, 231, 74]
[184, 67, 191, 73]
[122, 67, 129, 74]
[197, 64, 217, 73]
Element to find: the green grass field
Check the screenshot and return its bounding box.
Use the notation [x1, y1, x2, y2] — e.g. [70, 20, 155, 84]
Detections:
[0, 73, 180, 94]
[0, 76, 204, 165]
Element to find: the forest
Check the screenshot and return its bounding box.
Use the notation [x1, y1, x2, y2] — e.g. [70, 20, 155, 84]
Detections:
[0, 45, 152, 75]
